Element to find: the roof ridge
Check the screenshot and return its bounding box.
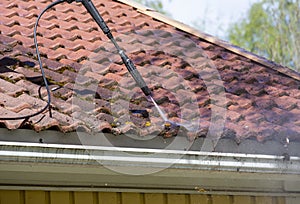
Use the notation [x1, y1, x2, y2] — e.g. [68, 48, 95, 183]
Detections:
[116, 0, 300, 81]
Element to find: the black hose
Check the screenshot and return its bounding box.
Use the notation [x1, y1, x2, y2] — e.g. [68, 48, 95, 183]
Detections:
[0, 0, 65, 120]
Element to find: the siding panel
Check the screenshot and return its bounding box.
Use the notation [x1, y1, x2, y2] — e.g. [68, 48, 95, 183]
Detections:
[74, 192, 94, 204]
[211, 195, 232, 204]
[121, 193, 142, 204]
[167, 194, 187, 204]
[25, 191, 47, 204]
[0, 190, 287, 204]
[99, 192, 119, 204]
[255, 196, 273, 204]
[50, 191, 71, 204]
[190, 194, 210, 204]
[0, 190, 23, 204]
[277, 197, 286, 204]
[144, 193, 165, 204]
[233, 195, 252, 204]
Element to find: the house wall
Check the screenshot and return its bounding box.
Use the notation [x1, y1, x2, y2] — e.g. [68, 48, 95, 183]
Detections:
[0, 190, 286, 204]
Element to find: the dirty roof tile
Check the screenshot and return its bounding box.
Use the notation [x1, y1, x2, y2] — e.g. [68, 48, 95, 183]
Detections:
[15, 79, 42, 97]
[0, 92, 31, 112]
[0, 35, 21, 47]
[0, 107, 25, 129]
[0, 78, 27, 96]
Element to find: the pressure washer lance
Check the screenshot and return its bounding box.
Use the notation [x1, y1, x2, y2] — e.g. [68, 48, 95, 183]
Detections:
[68, 0, 194, 130]
[66, 0, 151, 96]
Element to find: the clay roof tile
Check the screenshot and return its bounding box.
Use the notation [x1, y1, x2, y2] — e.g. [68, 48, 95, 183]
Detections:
[0, 0, 299, 147]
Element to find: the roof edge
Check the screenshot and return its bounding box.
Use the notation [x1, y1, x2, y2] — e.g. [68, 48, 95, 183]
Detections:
[1, 129, 299, 156]
[116, 0, 300, 81]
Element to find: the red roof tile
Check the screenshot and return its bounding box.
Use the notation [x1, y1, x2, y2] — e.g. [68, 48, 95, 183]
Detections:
[0, 0, 300, 148]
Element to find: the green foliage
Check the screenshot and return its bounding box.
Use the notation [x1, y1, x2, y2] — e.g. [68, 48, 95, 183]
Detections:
[133, 0, 168, 14]
[228, 0, 300, 71]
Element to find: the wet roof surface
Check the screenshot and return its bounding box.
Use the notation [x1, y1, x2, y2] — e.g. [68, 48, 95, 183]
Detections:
[0, 0, 300, 145]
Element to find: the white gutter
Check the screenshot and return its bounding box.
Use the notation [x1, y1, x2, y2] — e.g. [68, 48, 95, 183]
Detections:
[0, 141, 299, 174]
[0, 141, 300, 195]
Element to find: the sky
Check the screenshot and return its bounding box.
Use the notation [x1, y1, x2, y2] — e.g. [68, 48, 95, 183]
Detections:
[161, 0, 260, 40]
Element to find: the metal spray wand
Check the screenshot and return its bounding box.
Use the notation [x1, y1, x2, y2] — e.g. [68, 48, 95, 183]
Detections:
[67, 0, 152, 97]
[66, 0, 175, 124]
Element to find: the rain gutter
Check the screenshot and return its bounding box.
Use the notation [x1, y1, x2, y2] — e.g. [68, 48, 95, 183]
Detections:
[0, 141, 299, 174]
[0, 140, 300, 195]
